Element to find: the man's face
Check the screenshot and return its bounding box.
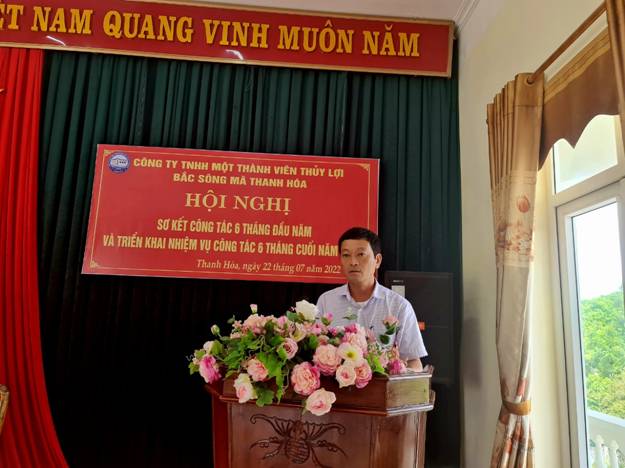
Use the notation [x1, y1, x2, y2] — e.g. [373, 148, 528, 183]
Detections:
[339, 239, 382, 286]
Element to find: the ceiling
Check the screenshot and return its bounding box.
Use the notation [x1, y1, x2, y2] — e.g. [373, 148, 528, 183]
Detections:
[193, 0, 478, 28]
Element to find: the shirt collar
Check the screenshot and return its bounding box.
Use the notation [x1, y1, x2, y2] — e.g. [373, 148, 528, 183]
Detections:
[341, 281, 383, 302]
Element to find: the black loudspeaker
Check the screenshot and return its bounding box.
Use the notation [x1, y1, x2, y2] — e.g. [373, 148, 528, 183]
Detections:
[384, 271, 454, 386]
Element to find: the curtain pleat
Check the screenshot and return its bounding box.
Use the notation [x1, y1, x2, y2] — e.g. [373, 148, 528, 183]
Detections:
[487, 73, 544, 468]
[0, 47, 68, 468]
[38, 51, 461, 466]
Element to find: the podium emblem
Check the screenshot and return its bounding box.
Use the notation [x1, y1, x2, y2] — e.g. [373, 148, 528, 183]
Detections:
[250, 414, 347, 467]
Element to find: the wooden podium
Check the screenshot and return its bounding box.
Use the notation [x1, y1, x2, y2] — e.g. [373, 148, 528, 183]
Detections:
[208, 368, 434, 468]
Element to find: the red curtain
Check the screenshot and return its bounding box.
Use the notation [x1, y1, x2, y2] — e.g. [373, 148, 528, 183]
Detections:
[0, 47, 68, 467]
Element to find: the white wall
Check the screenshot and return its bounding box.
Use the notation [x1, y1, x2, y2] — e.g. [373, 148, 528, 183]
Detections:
[458, 0, 603, 466]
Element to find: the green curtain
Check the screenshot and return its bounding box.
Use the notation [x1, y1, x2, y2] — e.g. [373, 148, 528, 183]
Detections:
[39, 51, 461, 466]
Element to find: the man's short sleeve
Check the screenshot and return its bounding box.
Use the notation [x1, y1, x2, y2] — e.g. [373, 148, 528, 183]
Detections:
[396, 299, 428, 360]
[316, 292, 327, 315]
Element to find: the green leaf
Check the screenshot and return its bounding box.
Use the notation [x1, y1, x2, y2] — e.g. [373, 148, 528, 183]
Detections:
[367, 354, 386, 375]
[211, 341, 224, 356]
[268, 335, 284, 348]
[255, 386, 275, 407]
[343, 313, 357, 321]
[308, 334, 319, 350]
[385, 324, 398, 334]
[286, 311, 299, 322]
[275, 385, 285, 402]
[224, 349, 244, 369]
[257, 352, 282, 379]
[188, 362, 199, 374]
[227, 315, 236, 325]
[379, 334, 390, 345]
[277, 346, 288, 361]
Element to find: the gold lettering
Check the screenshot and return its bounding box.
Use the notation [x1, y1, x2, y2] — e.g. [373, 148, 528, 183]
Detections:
[31, 6, 51, 32]
[103, 10, 122, 38]
[250, 23, 269, 48]
[176, 16, 193, 43]
[202, 19, 220, 44]
[49, 8, 67, 33]
[219, 20, 231, 45]
[231, 21, 249, 46]
[302, 27, 318, 52]
[123, 12, 140, 39]
[157, 15, 176, 41]
[318, 23, 336, 53]
[380, 30, 396, 56]
[336, 29, 353, 54]
[277, 25, 300, 50]
[138, 15, 155, 39]
[68, 8, 92, 34]
[398, 32, 419, 57]
[362, 30, 379, 55]
[1, 4, 24, 30]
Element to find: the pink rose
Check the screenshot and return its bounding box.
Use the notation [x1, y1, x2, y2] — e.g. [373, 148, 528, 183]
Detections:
[335, 364, 357, 388]
[281, 338, 298, 359]
[320, 312, 334, 326]
[242, 314, 267, 334]
[342, 331, 368, 354]
[307, 323, 324, 335]
[383, 315, 399, 327]
[291, 362, 321, 396]
[234, 373, 257, 403]
[317, 335, 330, 346]
[388, 358, 407, 375]
[313, 344, 342, 376]
[305, 388, 336, 416]
[354, 362, 373, 389]
[247, 358, 269, 382]
[276, 315, 288, 329]
[199, 355, 221, 384]
[344, 323, 359, 334]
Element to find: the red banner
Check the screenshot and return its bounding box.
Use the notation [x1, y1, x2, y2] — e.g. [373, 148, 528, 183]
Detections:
[0, 0, 453, 76]
[82, 145, 379, 283]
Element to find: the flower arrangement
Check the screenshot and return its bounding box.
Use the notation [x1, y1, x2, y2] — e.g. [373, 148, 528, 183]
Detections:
[189, 300, 408, 416]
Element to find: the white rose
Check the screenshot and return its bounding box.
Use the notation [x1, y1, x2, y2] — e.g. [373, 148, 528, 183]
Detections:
[234, 373, 257, 403]
[203, 341, 215, 353]
[295, 300, 318, 321]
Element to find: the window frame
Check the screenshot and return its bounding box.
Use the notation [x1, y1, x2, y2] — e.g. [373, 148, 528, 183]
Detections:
[546, 118, 625, 468]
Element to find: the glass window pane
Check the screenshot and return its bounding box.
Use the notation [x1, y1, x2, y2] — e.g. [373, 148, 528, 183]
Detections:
[553, 115, 620, 193]
[571, 203, 625, 466]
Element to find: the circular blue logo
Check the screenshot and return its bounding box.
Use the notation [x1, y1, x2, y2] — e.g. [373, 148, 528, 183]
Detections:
[108, 152, 130, 173]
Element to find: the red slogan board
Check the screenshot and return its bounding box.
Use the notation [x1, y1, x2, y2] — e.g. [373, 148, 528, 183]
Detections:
[82, 145, 379, 283]
[0, 0, 453, 76]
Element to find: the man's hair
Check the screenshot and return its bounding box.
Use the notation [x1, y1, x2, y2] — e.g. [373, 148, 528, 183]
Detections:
[338, 227, 382, 256]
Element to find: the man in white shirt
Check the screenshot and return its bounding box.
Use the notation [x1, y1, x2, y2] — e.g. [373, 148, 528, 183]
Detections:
[316, 227, 427, 370]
